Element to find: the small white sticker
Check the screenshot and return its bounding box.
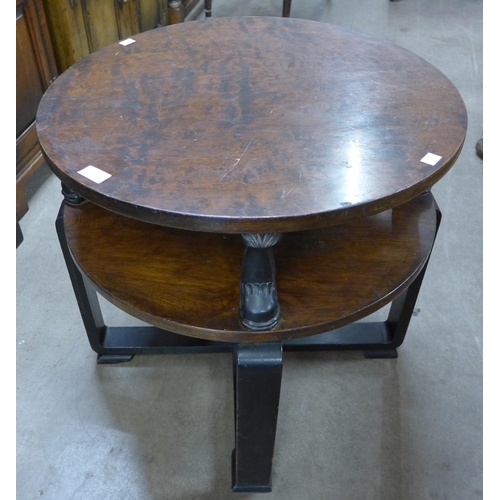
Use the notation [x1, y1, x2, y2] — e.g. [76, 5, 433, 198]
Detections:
[420, 153, 442, 166]
[77, 165, 112, 184]
[119, 38, 136, 46]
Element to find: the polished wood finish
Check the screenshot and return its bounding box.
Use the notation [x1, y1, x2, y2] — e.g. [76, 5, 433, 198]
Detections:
[43, 0, 202, 73]
[16, 0, 58, 220]
[38, 17, 467, 234]
[63, 192, 437, 343]
[45, 18, 462, 492]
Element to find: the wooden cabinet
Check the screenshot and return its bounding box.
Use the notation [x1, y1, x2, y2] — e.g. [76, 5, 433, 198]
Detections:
[42, 0, 202, 74]
[16, 0, 58, 224]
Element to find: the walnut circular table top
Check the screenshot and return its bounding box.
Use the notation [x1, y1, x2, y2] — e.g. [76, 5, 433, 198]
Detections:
[37, 16, 467, 233]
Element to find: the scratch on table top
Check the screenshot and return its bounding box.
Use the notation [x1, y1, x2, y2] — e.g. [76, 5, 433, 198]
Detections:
[269, 105, 285, 114]
[280, 187, 295, 200]
[219, 138, 254, 184]
[370, 284, 382, 300]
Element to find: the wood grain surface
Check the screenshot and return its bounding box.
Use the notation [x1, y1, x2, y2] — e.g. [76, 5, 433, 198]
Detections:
[64, 192, 437, 342]
[38, 17, 466, 233]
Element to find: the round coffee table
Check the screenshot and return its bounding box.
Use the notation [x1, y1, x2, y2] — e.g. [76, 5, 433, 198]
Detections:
[37, 17, 466, 233]
[36, 17, 467, 492]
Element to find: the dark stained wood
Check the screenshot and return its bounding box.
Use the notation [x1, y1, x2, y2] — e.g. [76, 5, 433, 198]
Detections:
[63, 192, 437, 343]
[37, 17, 467, 233]
[16, 9, 44, 138]
[16, 125, 47, 217]
[16, 0, 58, 220]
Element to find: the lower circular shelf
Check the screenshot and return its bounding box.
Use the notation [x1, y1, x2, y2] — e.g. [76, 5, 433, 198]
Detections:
[63, 192, 438, 343]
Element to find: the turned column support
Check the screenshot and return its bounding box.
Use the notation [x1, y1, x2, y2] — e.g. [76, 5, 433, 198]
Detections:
[61, 182, 86, 205]
[205, 0, 212, 18]
[168, 0, 183, 24]
[239, 233, 282, 331]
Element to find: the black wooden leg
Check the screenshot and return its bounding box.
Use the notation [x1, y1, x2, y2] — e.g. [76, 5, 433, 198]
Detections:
[205, 0, 212, 18]
[282, 0, 292, 17]
[364, 198, 442, 358]
[55, 200, 134, 363]
[232, 342, 283, 492]
[16, 216, 24, 248]
[388, 203, 442, 344]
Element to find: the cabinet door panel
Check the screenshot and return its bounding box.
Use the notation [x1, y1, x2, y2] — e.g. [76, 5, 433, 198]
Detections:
[16, 0, 58, 221]
[42, 0, 90, 73]
[84, 0, 120, 52]
[16, 9, 45, 137]
[138, 0, 160, 31]
[115, 0, 141, 39]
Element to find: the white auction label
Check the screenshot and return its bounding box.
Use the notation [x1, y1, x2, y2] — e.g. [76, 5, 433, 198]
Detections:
[77, 165, 112, 184]
[119, 38, 136, 46]
[420, 152, 442, 166]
